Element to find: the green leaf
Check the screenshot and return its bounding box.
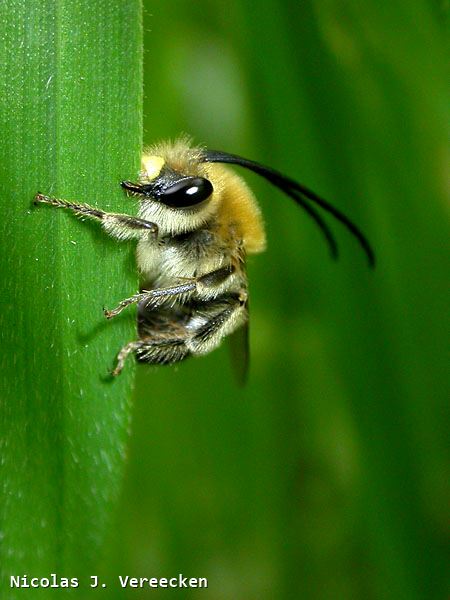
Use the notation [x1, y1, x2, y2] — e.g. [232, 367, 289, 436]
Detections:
[0, 0, 142, 590]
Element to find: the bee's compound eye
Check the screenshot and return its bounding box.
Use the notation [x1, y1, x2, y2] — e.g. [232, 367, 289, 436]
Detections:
[160, 177, 213, 208]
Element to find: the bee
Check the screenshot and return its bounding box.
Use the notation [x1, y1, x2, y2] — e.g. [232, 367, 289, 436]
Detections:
[35, 137, 374, 379]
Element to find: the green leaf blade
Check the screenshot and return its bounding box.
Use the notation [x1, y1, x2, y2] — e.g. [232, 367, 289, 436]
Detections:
[0, 0, 142, 588]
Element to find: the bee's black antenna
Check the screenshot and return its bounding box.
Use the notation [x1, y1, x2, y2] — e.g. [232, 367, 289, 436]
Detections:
[202, 150, 375, 268]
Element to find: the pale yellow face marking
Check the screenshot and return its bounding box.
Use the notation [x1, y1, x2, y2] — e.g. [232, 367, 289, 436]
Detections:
[141, 155, 165, 181]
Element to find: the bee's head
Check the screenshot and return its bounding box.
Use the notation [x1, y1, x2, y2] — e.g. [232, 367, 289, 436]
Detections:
[121, 150, 219, 235]
[121, 161, 214, 209]
[122, 136, 375, 266]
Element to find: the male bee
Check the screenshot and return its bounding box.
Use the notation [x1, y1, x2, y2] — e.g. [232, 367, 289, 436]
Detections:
[35, 137, 374, 378]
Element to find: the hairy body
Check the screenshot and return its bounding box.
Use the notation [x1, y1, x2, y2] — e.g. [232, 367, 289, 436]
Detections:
[36, 138, 266, 374]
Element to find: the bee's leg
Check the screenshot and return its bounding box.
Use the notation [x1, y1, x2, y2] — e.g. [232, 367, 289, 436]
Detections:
[111, 337, 190, 376]
[136, 338, 190, 367]
[104, 265, 236, 319]
[104, 281, 198, 319]
[111, 291, 247, 376]
[34, 193, 158, 241]
[111, 341, 146, 376]
[187, 292, 248, 355]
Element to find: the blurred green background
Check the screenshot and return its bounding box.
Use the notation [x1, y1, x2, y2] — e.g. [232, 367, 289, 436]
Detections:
[102, 1, 449, 599]
[2, 1, 447, 599]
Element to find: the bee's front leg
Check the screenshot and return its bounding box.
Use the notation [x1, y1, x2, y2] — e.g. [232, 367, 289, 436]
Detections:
[34, 193, 158, 241]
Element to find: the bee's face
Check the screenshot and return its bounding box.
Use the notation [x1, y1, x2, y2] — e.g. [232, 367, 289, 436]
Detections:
[121, 153, 219, 235]
[122, 159, 214, 210]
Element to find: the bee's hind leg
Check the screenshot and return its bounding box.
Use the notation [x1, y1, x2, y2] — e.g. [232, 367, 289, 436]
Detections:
[111, 337, 190, 376]
[186, 292, 248, 356]
[111, 341, 146, 376]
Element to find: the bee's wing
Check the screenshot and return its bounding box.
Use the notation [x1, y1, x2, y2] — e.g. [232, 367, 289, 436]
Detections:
[228, 320, 249, 387]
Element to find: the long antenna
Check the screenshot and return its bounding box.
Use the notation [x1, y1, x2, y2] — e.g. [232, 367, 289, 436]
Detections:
[203, 150, 375, 268]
